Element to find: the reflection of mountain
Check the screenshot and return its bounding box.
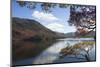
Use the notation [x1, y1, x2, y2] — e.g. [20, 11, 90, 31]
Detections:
[12, 17, 65, 61]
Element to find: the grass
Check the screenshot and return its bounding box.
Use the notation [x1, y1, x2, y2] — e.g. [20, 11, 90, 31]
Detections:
[73, 41, 95, 48]
[80, 36, 94, 38]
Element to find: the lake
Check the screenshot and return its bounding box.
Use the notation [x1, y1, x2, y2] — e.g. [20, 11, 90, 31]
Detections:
[15, 38, 96, 65]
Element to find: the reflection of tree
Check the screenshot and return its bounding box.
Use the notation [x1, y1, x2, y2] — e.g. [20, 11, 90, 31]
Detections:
[60, 42, 95, 61]
[16, 1, 96, 37]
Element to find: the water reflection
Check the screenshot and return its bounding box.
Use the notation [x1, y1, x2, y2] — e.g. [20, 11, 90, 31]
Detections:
[15, 38, 96, 65]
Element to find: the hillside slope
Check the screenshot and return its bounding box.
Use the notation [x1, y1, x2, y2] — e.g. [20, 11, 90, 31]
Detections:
[12, 17, 65, 61]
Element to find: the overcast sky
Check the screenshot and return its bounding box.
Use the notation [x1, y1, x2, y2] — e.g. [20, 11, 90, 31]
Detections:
[12, 0, 76, 33]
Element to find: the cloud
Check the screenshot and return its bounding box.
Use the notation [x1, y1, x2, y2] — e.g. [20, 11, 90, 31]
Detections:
[32, 11, 59, 22]
[32, 10, 67, 33]
[46, 23, 66, 33]
[32, 10, 76, 33]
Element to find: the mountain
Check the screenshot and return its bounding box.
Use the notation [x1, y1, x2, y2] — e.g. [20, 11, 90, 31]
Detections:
[12, 17, 65, 61]
[12, 17, 66, 40]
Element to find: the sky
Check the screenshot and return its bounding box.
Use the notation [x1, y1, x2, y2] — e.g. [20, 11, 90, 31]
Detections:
[12, 0, 76, 33]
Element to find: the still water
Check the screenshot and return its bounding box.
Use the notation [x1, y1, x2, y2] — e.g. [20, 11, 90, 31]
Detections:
[15, 38, 95, 65]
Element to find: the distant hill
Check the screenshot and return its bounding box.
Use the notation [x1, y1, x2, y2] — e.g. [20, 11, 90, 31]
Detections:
[64, 32, 76, 38]
[12, 17, 65, 61]
[85, 31, 95, 37]
[64, 31, 95, 38]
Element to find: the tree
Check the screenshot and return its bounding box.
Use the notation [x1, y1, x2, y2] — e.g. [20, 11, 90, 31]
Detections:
[68, 5, 96, 37]
[16, 1, 96, 36]
[17, 1, 58, 12]
[59, 42, 95, 61]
